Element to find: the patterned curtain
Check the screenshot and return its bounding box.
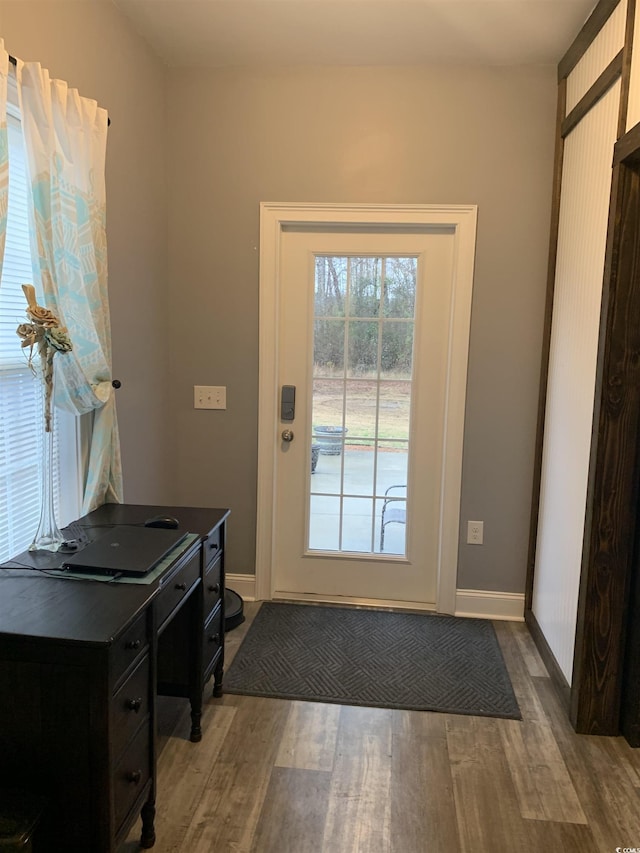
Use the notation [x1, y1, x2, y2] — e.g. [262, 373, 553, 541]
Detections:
[0, 43, 9, 277]
[16, 60, 122, 512]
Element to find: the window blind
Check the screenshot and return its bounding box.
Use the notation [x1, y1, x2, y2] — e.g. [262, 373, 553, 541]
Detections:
[0, 110, 79, 562]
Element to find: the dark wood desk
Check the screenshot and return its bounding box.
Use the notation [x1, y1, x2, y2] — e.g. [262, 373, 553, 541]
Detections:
[0, 503, 229, 852]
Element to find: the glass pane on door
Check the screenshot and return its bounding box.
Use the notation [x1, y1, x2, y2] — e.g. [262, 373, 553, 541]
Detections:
[309, 255, 416, 556]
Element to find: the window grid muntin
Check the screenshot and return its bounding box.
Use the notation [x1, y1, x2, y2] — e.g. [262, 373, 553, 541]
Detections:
[309, 254, 416, 555]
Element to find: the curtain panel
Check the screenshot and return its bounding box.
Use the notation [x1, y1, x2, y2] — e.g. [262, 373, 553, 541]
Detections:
[16, 60, 122, 512]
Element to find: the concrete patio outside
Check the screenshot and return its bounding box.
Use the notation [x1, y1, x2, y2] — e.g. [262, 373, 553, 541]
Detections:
[308, 445, 408, 554]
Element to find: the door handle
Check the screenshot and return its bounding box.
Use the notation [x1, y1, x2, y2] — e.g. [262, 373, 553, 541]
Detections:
[281, 429, 294, 442]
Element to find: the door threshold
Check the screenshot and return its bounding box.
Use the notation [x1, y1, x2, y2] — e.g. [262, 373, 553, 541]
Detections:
[272, 590, 437, 614]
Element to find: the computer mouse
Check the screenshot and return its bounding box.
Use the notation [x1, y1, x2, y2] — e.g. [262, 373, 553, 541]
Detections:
[144, 515, 180, 529]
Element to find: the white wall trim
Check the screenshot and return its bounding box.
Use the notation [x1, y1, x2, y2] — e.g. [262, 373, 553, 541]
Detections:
[224, 577, 524, 623]
[256, 202, 477, 614]
[226, 573, 257, 601]
[455, 589, 525, 621]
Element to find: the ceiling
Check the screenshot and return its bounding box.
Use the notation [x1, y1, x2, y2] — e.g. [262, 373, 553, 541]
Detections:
[111, 0, 597, 68]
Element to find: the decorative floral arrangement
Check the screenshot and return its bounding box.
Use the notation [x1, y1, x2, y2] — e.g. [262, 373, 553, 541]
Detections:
[16, 284, 73, 432]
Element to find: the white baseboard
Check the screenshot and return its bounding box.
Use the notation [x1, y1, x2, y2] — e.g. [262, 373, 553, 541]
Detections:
[455, 589, 524, 621]
[226, 573, 257, 601]
[226, 576, 524, 621]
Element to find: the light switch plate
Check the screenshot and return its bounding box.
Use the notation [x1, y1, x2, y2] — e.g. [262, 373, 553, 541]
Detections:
[194, 385, 226, 410]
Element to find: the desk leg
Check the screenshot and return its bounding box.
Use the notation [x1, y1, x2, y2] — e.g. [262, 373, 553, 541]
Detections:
[190, 696, 203, 743]
[213, 657, 223, 698]
[140, 796, 156, 849]
[190, 596, 204, 742]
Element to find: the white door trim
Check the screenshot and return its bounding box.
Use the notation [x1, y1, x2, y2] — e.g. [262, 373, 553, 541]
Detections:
[255, 202, 477, 613]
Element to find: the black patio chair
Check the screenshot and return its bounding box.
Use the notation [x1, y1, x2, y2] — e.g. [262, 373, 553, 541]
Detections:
[380, 484, 407, 551]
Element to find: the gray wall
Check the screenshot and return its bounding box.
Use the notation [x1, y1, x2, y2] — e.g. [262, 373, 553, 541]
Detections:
[0, 1, 558, 593]
[166, 65, 556, 591]
[0, 1, 174, 503]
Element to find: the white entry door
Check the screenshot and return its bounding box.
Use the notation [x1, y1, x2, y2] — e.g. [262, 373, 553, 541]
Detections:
[257, 204, 477, 611]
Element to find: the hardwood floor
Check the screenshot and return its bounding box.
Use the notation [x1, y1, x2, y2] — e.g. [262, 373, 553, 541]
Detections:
[122, 602, 640, 852]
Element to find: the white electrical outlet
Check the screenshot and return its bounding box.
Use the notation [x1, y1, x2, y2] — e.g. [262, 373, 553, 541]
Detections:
[194, 385, 227, 410]
[467, 520, 484, 545]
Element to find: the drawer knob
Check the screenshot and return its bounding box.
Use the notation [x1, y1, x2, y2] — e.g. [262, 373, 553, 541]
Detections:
[126, 770, 142, 785]
[175, 582, 187, 591]
[209, 542, 219, 551]
[207, 583, 220, 594]
[208, 633, 220, 644]
[126, 697, 143, 713]
[125, 639, 141, 650]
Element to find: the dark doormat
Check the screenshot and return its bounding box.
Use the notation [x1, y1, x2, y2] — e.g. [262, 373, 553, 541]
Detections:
[224, 602, 521, 719]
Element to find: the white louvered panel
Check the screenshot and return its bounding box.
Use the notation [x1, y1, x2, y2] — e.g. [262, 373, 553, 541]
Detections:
[0, 99, 81, 560]
[627, 0, 640, 128]
[532, 80, 620, 684]
[566, 0, 626, 114]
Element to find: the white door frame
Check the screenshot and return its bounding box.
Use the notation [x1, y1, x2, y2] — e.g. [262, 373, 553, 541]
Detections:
[255, 202, 477, 613]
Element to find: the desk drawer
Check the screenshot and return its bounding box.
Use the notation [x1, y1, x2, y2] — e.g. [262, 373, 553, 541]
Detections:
[111, 655, 150, 759]
[156, 551, 200, 630]
[203, 604, 223, 676]
[203, 555, 222, 623]
[112, 612, 149, 687]
[203, 527, 222, 570]
[113, 721, 151, 831]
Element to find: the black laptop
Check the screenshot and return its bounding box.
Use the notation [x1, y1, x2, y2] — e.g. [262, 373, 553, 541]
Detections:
[62, 526, 188, 577]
